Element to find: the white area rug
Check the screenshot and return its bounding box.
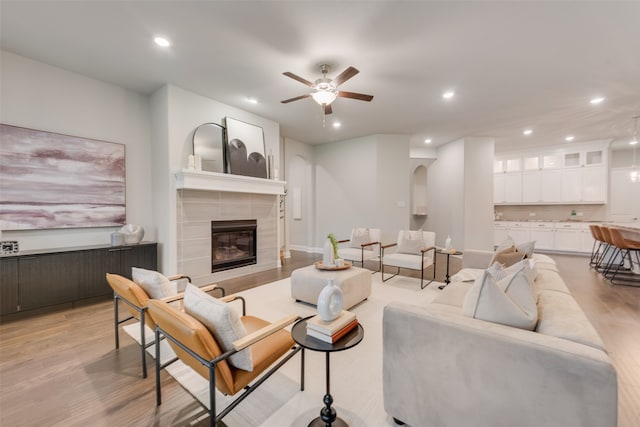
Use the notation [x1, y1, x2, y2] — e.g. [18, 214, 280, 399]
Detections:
[126, 273, 442, 426]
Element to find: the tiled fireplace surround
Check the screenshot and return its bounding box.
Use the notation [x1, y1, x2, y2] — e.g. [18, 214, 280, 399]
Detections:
[175, 171, 284, 286]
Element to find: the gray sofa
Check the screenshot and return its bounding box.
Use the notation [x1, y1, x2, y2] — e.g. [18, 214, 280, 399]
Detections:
[383, 250, 617, 427]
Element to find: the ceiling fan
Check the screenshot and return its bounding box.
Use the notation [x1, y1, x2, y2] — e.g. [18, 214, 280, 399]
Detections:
[280, 64, 374, 115]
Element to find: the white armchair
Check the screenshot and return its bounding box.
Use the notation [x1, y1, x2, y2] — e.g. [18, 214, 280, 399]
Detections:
[381, 230, 436, 289]
[337, 227, 382, 272]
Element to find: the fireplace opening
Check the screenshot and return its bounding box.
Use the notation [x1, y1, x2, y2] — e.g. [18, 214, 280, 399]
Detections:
[211, 219, 257, 272]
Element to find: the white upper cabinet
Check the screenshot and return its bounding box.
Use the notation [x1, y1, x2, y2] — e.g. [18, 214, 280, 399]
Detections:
[494, 143, 608, 205]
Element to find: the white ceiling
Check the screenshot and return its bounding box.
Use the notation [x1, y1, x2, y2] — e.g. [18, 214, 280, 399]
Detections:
[1, 1, 640, 152]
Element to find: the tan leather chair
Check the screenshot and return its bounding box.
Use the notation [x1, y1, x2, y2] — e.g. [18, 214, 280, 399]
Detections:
[105, 273, 223, 378]
[147, 297, 303, 426]
[607, 227, 640, 285]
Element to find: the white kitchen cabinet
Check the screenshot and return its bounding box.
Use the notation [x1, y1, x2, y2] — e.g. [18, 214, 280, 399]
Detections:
[540, 170, 563, 202]
[554, 223, 582, 252]
[609, 168, 640, 222]
[494, 172, 522, 204]
[508, 222, 530, 244]
[580, 225, 596, 253]
[529, 222, 555, 250]
[581, 166, 606, 202]
[521, 171, 541, 203]
[561, 168, 582, 202]
[561, 166, 606, 203]
[493, 222, 509, 246]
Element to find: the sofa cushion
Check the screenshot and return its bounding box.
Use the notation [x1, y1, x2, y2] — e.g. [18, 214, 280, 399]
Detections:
[131, 267, 177, 299]
[183, 284, 253, 371]
[533, 269, 571, 295]
[462, 269, 538, 330]
[536, 290, 606, 352]
[433, 280, 473, 308]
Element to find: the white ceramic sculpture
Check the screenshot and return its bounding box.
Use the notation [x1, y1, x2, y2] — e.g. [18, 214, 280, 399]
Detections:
[120, 224, 144, 244]
[317, 278, 344, 321]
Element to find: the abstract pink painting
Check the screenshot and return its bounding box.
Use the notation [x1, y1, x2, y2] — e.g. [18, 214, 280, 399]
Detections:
[0, 124, 126, 230]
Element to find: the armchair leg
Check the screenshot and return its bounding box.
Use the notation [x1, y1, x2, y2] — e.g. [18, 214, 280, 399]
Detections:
[381, 264, 399, 282]
[113, 296, 120, 349]
[140, 311, 147, 378]
[155, 328, 162, 406]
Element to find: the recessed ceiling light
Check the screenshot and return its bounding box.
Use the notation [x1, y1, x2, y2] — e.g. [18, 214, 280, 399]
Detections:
[247, 97, 258, 104]
[565, 135, 575, 142]
[589, 97, 605, 105]
[523, 129, 533, 135]
[332, 122, 341, 128]
[154, 36, 171, 47]
[442, 91, 455, 100]
[424, 138, 432, 144]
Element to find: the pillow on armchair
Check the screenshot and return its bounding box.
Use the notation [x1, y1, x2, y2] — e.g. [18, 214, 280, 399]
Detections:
[350, 228, 373, 250]
[397, 230, 425, 255]
[132, 267, 178, 299]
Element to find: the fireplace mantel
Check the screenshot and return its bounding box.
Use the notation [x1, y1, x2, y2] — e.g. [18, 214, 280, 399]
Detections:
[175, 169, 286, 195]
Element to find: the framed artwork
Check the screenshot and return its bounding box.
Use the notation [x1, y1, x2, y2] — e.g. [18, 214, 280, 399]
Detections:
[0, 124, 126, 230]
[224, 117, 267, 178]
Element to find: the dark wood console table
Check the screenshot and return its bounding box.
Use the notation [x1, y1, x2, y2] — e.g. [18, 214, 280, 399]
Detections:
[0, 242, 157, 315]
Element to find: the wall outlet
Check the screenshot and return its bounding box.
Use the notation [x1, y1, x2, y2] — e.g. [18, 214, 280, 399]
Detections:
[529, 212, 536, 217]
[397, 201, 406, 208]
[577, 212, 584, 217]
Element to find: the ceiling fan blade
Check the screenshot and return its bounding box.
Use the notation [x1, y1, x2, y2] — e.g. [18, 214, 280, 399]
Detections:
[283, 72, 314, 87]
[324, 104, 333, 115]
[281, 94, 311, 104]
[337, 91, 374, 102]
[333, 66, 359, 86]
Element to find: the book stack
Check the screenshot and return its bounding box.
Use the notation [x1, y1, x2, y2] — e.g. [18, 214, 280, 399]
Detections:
[306, 310, 358, 344]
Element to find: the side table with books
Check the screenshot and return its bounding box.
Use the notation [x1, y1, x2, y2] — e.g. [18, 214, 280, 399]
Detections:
[291, 312, 364, 427]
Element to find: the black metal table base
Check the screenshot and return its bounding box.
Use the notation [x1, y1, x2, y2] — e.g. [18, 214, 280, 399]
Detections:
[308, 417, 348, 427]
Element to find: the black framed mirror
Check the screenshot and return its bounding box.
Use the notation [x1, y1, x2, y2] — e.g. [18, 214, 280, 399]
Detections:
[193, 123, 226, 173]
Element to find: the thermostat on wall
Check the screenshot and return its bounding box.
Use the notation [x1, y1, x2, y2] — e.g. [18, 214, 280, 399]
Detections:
[1, 241, 19, 255]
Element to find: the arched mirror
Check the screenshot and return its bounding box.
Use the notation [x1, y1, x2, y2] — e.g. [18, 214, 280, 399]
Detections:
[193, 123, 226, 173]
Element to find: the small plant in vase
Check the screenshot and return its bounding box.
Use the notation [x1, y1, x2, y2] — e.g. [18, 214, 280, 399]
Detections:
[327, 233, 339, 259]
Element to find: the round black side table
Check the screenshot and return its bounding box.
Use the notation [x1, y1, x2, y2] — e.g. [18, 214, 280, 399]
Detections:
[435, 249, 463, 290]
[291, 316, 364, 427]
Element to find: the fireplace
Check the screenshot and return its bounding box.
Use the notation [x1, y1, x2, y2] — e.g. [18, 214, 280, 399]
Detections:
[211, 219, 257, 272]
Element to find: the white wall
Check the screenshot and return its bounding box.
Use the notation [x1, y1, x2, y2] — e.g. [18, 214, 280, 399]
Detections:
[283, 137, 315, 253]
[463, 138, 494, 250]
[426, 137, 494, 250]
[150, 84, 281, 273]
[426, 139, 465, 247]
[0, 51, 153, 251]
[314, 134, 410, 247]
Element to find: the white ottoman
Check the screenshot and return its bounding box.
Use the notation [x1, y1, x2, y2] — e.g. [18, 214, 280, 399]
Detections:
[290, 264, 372, 309]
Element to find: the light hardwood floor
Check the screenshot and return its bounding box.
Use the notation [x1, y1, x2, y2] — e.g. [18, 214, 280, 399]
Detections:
[0, 251, 638, 426]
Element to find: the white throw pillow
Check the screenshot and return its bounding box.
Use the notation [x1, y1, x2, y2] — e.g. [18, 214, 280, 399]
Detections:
[397, 231, 424, 255]
[516, 240, 536, 258]
[350, 228, 372, 250]
[131, 267, 177, 299]
[462, 269, 538, 330]
[486, 262, 507, 281]
[183, 284, 253, 371]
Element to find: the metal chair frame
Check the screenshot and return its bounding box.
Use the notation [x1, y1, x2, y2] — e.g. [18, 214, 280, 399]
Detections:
[380, 243, 436, 289]
[153, 297, 304, 427]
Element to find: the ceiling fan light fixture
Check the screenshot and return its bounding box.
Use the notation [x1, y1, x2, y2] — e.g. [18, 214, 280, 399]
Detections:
[312, 90, 337, 105]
